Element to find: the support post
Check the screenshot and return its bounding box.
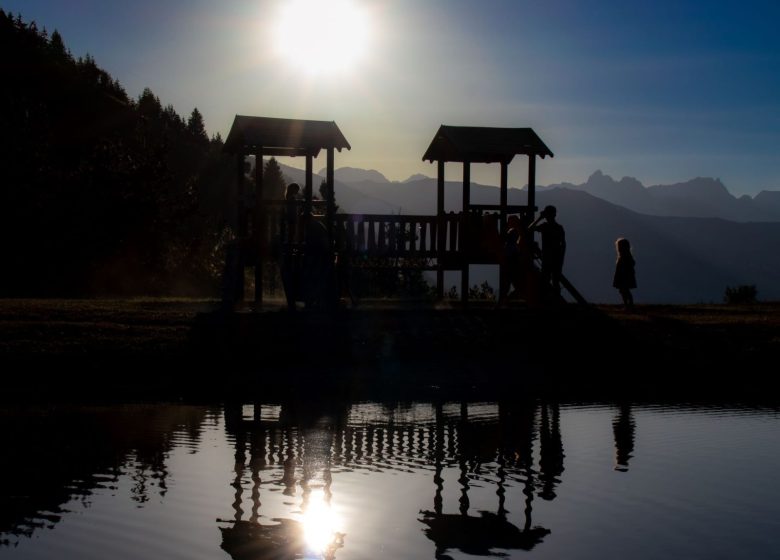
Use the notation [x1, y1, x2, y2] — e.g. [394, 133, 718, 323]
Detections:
[499, 160, 508, 302]
[326, 148, 336, 307]
[436, 160, 445, 299]
[528, 154, 536, 217]
[527, 154, 537, 268]
[304, 154, 314, 272]
[326, 148, 335, 247]
[461, 161, 470, 304]
[500, 160, 508, 233]
[236, 153, 247, 302]
[254, 148, 264, 307]
[304, 154, 313, 220]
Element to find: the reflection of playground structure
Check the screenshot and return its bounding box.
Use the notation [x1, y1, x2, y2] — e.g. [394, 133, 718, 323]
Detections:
[220, 400, 566, 558]
[220, 402, 343, 560]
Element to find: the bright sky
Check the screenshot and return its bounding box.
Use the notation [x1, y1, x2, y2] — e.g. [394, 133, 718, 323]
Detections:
[4, 0, 779, 194]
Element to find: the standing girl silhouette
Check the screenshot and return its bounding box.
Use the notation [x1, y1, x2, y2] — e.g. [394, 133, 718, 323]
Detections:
[613, 238, 636, 309]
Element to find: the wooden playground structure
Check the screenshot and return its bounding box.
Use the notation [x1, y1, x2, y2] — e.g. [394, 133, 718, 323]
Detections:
[222, 115, 585, 307]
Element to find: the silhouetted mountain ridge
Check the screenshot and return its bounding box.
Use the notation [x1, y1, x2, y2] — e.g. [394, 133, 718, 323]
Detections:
[301, 166, 780, 222]
[317, 166, 390, 184]
[544, 170, 780, 222]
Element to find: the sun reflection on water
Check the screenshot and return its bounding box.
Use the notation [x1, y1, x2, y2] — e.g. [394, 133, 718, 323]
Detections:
[302, 489, 344, 558]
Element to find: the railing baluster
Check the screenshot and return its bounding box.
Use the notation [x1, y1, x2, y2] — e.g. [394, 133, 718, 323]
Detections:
[408, 220, 416, 256]
[449, 216, 458, 253]
[380, 221, 395, 255]
[346, 219, 355, 251]
[358, 220, 366, 253]
[368, 220, 376, 251]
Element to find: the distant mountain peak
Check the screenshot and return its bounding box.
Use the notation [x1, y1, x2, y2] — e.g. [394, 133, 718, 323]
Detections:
[583, 169, 643, 191]
[618, 175, 643, 188]
[402, 173, 431, 183]
[318, 167, 390, 184]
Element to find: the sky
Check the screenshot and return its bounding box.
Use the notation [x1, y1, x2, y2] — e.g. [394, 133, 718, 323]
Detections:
[3, 0, 779, 195]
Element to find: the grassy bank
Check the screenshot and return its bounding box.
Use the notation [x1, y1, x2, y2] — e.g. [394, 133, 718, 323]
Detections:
[1, 299, 778, 401]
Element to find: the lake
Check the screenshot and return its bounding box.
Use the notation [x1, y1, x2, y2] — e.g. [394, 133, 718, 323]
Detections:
[1, 400, 779, 559]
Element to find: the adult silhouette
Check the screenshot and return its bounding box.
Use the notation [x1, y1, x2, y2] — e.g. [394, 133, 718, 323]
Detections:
[529, 205, 566, 298]
[280, 183, 301, 310]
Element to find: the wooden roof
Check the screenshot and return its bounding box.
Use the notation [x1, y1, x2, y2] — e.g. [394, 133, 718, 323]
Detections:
[422, 125, 553, 163]
[223, 115, 351, 156]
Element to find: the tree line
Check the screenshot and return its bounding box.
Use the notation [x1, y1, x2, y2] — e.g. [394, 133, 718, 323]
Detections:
[0, 10, 241, 296]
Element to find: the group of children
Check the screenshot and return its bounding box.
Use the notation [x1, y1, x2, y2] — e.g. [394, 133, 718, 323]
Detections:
[501, 204, 637, 309]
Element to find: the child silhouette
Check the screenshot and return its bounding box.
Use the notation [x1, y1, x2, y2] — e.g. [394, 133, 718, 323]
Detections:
[613, 237, 636, 309]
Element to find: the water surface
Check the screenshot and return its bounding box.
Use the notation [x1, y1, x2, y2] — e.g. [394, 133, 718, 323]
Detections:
[1, 401, 779, 559]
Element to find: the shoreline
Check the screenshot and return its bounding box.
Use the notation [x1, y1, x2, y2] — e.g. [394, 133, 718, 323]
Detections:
[1, 299, 779, 402]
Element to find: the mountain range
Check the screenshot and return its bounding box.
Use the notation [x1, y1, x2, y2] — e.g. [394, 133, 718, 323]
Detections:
[279, 162, 780, 303]
[314, 166, 780, 223]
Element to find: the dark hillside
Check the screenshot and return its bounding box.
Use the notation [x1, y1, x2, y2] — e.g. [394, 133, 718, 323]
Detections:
[0, 11, 230, 296]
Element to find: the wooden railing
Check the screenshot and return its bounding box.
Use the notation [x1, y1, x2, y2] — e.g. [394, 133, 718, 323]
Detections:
[237, 203, 587, 303]
[333, 213, 462, 258]
[252, 206, 535, 265]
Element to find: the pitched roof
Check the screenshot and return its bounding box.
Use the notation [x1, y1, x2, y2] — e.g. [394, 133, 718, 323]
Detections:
[422, 125, 553, 163]
[223, 115, 351, 156]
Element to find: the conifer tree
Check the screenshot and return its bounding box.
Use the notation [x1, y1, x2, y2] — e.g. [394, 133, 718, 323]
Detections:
[187, 108, 208, 143]
[263, 157, 287, 200]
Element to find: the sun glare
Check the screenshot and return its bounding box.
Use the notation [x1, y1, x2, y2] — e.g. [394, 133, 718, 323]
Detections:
[273, 0, 371, 76]
[302, 490, 343, 555]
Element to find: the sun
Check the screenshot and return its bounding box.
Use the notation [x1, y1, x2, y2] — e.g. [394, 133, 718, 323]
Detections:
[273, 0, 372, 76]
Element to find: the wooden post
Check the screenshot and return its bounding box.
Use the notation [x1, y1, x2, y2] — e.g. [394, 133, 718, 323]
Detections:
[254, 148, 264, 307]
[499, 160, 508, 302]
[304, 154, 313, 274]
[461, 161, 470, 304]
[527, 154, 537, 266]
[326, 148, 335, 246]
[326, 148, 336, 306]
[304, 154, 313, 219]
[528, 154, 536, 217]
[238, 154, 248, 238]
[500, 160, 508, 233]
[236, 153, 246, 302]
[436, 160, 445, 299]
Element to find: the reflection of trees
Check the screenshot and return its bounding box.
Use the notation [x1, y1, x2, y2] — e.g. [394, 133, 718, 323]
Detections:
[221, 399, 567, 558]
[613, 404, 635, 472]
[0, 405, 210, 545]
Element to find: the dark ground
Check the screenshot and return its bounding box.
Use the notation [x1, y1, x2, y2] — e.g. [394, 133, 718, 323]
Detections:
[1, 298, 778, 402]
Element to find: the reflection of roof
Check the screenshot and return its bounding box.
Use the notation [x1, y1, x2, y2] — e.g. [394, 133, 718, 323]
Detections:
[419, 510, 550, 554]
[422, 125, 553, 163]
[223, 115, 351, 156]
